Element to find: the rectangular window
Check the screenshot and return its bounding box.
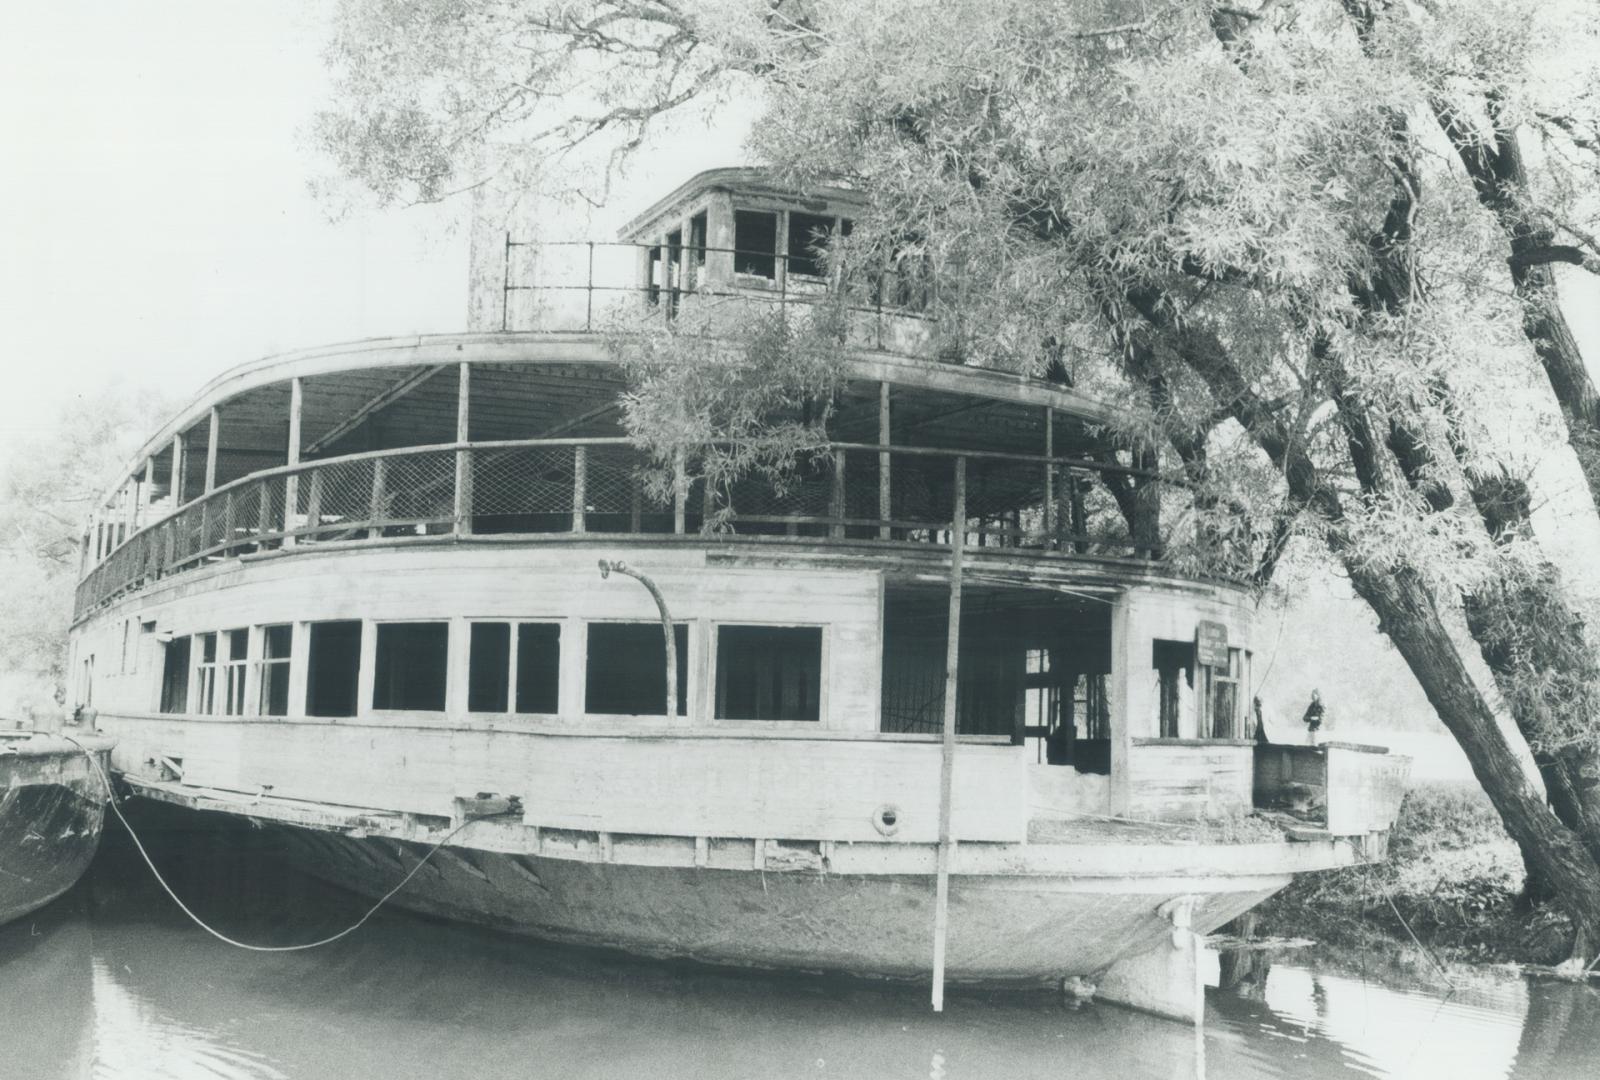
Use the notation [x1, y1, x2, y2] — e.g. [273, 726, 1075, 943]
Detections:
[516, 623, 561, 714]
[1152, 640, 1195, 739]
[786, 211, 835, 278]
[258, 625, 292, 717]
[716, 626, 822, 721]
[733, 210, 777, 278]
[160, 636, 191, 714]
[586, 622, 688, 716]
[306, 620, 362, 718]
[222, 629, 248, 716]
[374, 622, 449, 711]
[468, 622, 511, 713]
[688, 210, 707, 276]
[1206, 647, 1245, 739]
[196, 632, 219, 715]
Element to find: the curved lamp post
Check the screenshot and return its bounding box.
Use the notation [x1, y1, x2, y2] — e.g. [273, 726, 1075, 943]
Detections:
[598, 559, 677, 718]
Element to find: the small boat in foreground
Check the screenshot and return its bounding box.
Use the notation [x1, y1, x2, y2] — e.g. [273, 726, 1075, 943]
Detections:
[1, 726, 115, 926]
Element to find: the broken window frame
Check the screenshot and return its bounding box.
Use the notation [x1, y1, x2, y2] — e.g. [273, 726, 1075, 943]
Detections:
[256, 624, 292, 717]
[1200, 647, 1249, 740]
[1152, 639, 1196, 739]
[196, 632, 220, 715]
[159, 635, 191, 714]
[222, 628, 248, 716]
[713, 623, 825, 723]
[733, 209, 779, 280]
[785, 211, 838, 280]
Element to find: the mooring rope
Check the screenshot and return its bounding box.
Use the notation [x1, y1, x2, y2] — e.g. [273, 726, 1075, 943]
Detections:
[1377, 878, 1456, 989]
[63, 735, 504, 953]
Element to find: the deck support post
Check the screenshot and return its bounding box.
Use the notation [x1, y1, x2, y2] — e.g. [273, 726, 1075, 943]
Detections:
[572, 446, 587, 532]
[204, 407, 220, 493]
[284, 378, 302, 547]
[931, 456, 966, 1012]
[878, 383, 891, 540]
[169, 433, 185, 510]
[1042, 407, 1054, 547]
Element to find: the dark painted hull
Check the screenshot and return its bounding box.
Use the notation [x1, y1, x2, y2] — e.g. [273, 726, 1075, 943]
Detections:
[0, 743, 108, 927]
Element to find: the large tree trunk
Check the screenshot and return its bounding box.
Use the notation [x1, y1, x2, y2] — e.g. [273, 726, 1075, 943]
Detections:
[1341, 561, 1600, 950]
[1131, 298, 1600, 950]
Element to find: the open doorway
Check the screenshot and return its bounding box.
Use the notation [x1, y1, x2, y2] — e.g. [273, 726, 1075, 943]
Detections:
[878, 584, 1112, 773]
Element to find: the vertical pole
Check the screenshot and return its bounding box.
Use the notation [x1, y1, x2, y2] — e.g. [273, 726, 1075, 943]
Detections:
[776, 209, 789, 319]
[1042, 407, 1055, 547]
[368, 457, 387, 539]
[673, 449, 687, 534]
[831, 449, 847, 538]
[170, 433, 185, 508]
[586, 242, 595, 331]
[502, 231, 512, 333]
[142, 456, 156, 527]
[455, 362, 473, 535]
[204, 407, 220, 492]
[284, 378, 303, 546]
[931, 455, 965, 1012]
[878, 383, 892, 540]
[257, 478, 272, 548]
[572, 446, 587, 532]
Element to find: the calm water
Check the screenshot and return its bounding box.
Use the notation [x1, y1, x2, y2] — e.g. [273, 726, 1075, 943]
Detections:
[2, 808, 1597, 1080]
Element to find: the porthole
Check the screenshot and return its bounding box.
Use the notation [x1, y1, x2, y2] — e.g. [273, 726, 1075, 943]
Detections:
[872, 804, 901, 837]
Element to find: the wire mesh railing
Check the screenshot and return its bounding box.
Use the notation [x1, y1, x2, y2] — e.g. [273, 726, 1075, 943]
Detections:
[74, 438, 1162, 619]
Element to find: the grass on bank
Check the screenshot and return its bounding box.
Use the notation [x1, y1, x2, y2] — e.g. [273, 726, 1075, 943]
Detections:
[1255, 779, 1575, 968]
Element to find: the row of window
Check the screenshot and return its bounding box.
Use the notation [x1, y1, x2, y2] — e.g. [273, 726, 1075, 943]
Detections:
[157, 620, 824, 722]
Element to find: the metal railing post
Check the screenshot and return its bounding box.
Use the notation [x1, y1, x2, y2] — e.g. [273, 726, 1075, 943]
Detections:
[368, 457, 387, 539]
[673, 449, 687, 534]
[572, 446, 587, 532]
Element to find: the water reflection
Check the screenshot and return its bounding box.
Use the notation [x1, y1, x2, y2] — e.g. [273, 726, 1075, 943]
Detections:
[1, 808, 1597, 1079]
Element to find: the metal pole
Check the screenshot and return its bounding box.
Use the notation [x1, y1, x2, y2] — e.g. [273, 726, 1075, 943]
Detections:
[586, 241, 596, 331]
[931, 455, 966, 1012]
[598, 560, 676, 718]
[502, 231, 512, 333]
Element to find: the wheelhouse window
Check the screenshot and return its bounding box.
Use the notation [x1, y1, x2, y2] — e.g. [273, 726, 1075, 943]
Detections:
[159, 635, 190, 713]
[786, 212, 837, 279]
[733, 210, 778, 278]
[373, 622, 449, 712]
[257, 625, 292, 717]
[715, 626, 822, 721]
[517, 623, 561, 714]
[1152, 640, 1195, 739]
[585, 622, 689, 716]
[306, 620, 362, 718]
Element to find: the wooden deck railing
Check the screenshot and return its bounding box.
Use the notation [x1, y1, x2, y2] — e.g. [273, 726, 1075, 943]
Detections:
[74, 437, 1165, 620]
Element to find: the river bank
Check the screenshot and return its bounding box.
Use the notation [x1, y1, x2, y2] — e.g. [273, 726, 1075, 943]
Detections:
[1255, 779, 1577, 977]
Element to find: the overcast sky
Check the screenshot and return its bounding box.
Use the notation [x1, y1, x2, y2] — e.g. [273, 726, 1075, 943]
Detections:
[0, 1, 751, 458]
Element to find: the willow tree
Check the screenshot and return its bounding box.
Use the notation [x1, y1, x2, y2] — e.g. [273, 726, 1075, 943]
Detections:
[314, 0, 1600, 955]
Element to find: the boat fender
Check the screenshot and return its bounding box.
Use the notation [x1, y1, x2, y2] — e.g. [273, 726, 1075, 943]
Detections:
[872, 804, 901, 837]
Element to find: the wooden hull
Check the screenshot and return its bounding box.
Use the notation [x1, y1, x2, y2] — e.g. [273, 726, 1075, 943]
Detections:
[0, 736, 111, 927]
[273, 824, 1283, 984]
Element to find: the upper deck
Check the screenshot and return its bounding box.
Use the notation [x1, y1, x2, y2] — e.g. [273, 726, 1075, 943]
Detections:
[75, 168, 1189, 622]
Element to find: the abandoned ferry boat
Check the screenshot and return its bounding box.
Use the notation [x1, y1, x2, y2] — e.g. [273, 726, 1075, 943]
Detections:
[1, 725, 114, 926]
[67, 168, 1408, 1018]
